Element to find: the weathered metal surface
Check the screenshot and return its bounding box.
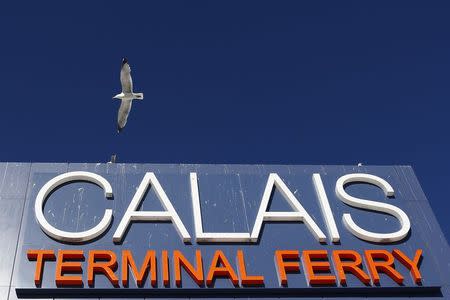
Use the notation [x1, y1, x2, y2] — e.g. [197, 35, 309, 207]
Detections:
[0, 163, 448, 299]
[0, 163, 31, 290]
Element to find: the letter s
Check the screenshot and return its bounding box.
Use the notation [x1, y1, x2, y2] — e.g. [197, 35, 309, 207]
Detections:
[335, 173, 410, 243]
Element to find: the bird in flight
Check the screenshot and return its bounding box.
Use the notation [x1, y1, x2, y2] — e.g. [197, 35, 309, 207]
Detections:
[113, 58, 144, 133]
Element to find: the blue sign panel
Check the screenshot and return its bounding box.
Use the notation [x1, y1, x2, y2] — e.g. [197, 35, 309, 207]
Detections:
[2, 163, 449, 299]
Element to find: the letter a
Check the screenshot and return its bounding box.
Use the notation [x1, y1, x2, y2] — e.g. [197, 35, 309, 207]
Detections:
[113, 172, 190, 243]
[251, 173, 326, 243]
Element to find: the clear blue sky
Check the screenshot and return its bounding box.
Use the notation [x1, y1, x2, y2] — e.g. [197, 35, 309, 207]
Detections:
[1, 2, 449, 240]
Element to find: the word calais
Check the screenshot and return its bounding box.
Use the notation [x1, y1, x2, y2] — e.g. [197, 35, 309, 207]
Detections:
[34, 171, 411, 244]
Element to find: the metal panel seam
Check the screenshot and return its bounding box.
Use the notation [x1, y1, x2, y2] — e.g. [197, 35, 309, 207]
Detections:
[7, 164, 32, 300]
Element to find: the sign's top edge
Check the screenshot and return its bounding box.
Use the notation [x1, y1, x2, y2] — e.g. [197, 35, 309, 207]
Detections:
[0, 162, 414, 168]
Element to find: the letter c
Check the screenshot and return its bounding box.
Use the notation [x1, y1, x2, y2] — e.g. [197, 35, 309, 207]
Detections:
[35, 171, 113, 243]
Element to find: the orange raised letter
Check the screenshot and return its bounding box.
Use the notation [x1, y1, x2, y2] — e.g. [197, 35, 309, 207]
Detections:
[237, 250, 264, 286]
[206, 250, 239, 287]
[88, 250, 119, 287]
[364, 250, 404, 285]
[55, 250, 84, 287]
[392, 249, 422, 284]
[303, 250, 336, 286]
[332, 250, 370, 285]
[122, 250, 156, 287]
[27, 249, 55, 286]
[174, 250, 204, 287]
[162, 250, 170, 287]
[274, 250, 300, 286]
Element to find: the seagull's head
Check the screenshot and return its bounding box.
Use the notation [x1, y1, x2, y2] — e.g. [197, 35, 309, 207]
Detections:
[122, 57, 128, 65]
[113, 93, 124, 100]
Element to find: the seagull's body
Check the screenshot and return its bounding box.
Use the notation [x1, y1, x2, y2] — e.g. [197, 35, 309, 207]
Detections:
[113, 58, 143, 132]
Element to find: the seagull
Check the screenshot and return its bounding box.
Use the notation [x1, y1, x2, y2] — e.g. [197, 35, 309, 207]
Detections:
[108, 154, 117, 164]
[113, 58, 144, 133]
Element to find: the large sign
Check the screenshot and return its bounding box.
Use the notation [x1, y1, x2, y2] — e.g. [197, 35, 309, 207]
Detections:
[6, 163, 450, 298]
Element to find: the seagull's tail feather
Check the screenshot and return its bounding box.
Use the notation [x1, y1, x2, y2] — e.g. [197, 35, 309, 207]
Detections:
[133, 93, 144, 100]
[117, 124, 123, 133]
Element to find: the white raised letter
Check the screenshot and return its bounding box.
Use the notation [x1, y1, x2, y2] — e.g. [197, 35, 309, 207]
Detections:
[312, 174, 340, 243]
[335, 173, 410, 243]
[35, 171, 113, 243]
[113, 172, 190, 243]
[190, 173, 251, 242]
[251, 173, 326, 243]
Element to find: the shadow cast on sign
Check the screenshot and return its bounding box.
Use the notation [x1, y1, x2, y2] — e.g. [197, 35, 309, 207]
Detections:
[14, 285, 444, 298]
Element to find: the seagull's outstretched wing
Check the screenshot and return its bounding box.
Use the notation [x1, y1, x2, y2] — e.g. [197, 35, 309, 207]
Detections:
[120, 58, 133, 94]
[117, 100, 133, 132]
